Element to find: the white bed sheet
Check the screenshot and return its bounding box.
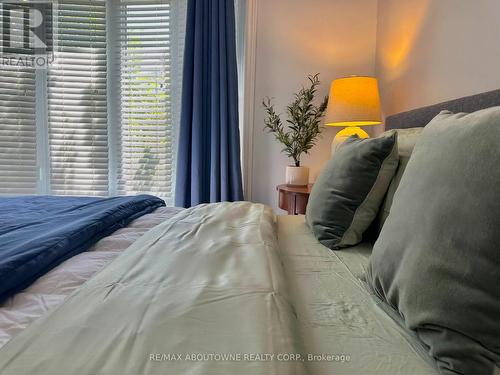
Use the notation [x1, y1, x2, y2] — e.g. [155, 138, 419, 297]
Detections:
[0, 206, 182, 349]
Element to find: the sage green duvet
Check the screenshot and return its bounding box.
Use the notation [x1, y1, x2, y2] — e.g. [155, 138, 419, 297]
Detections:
[0, 202, 305, 374]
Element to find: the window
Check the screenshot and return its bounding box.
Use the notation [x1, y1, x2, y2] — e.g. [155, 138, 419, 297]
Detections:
[116, 0, 173, 197]
[0, 65, 37, 195]
[0, 4, 37, 194]
[48, 0, 108, 196]
[0, 0, 185, 202]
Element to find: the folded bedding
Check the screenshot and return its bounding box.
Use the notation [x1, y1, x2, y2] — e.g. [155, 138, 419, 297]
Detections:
[0, 206, 181, 349]
[0, 195, 165, 301]
[0, 202, 305, 375]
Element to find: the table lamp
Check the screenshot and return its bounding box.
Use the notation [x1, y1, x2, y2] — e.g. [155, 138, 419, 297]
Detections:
[324, 76, 382, 152]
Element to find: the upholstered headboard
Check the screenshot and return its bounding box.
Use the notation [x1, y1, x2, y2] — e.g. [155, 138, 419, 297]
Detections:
[385, 89, 500, 130]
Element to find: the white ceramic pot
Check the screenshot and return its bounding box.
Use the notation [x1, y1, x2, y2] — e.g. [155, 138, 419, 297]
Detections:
[286, 166, 309, 187]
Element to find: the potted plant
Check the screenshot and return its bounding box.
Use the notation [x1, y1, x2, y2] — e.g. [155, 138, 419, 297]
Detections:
[263, 74, 328, 186]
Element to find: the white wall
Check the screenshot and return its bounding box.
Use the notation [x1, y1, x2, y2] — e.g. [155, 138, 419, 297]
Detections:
[376, 0, 500, 116]
[248, 0, 379, 211]
[246, 0, 500, 211]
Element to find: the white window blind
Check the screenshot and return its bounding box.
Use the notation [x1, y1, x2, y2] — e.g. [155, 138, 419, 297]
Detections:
[0, 64, 37, 195]
[116, 0, 173, 199]
[0, 0, 185, 198]
[0, 5, 38, 194]
[47, 0, 108, 196]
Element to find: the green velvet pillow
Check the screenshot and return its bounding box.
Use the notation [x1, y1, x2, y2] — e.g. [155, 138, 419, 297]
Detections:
[306, 133, 398, 249]
[378, 127, 423, 230]
[366, 108, 500, 374]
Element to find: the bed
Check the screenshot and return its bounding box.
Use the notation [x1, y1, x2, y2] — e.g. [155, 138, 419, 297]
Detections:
[1, 89, 500, 374]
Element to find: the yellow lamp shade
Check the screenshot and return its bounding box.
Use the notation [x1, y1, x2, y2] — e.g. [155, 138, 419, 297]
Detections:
[324, 76, 382, 127]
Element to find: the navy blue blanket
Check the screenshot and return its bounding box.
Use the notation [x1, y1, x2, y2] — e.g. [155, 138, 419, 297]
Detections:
[0, 195, 165, 301]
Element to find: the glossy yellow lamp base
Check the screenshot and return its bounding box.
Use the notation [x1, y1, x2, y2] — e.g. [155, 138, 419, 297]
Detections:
[331, 126, 370, 155]
[335, 126, 369, 140]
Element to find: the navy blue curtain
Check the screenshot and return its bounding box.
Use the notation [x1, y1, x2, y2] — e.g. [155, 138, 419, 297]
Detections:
[175, 0, 244, 208]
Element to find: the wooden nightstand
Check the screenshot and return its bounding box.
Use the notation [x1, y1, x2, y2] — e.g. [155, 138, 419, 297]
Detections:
[276, 184, 313, 215]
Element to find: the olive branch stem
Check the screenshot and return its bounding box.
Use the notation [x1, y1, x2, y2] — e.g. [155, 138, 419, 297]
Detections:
[263, 74, 328, 167]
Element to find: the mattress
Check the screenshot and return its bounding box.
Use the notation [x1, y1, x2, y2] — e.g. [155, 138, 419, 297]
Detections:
[0, 206, 182, 349]
[276, 214, 437, 375]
